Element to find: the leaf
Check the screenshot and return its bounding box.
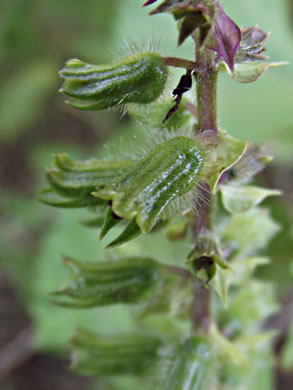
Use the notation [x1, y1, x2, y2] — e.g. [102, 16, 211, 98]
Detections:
[211, 257, 271, 307]
[221, 207, 280, 259]
[210, 324, 246, 365]
[106, 218, 142, 248]
[94, 136, 205, 233]
[199, 130, 247, 193]
[220, 184, 281, 213]
[230, 256, 270, 285]
[226, 144, 273, 185]
[231, 61, 287, 83]
[221, 281, 278, 333]
[210, 266, 230, 307]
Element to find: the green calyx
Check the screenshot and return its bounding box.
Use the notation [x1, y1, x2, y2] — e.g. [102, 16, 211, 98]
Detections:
[51, 256, 162, 308]
[71, 329, 164, 376]
[41, 153, 134, 202]
[93, 135, 205, 233]
[160, 336, 211, 390]
[59, 51, 168, 110]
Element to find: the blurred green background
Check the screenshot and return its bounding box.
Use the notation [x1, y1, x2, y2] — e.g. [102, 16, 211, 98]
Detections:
[0, 0, 292, 389]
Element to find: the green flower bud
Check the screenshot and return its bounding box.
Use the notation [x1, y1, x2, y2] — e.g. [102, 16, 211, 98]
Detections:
[71, 329, 164, 376]
[59, 51, 168, 110]
[46, 154, 134, 199]
[51, 256, 162, 308]
[161, 337, 211, 390]
[94, 136, 205, 233]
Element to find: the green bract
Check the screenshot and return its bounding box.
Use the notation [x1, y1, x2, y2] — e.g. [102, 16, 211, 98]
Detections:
[59, 52, 168, 110]
[94, 136, 205, 232]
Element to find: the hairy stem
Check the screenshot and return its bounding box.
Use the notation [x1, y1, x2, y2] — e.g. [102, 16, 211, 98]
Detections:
[194, 47, 218, 132]
[163, 57, 199, 71]
[191, 44, 218, 333]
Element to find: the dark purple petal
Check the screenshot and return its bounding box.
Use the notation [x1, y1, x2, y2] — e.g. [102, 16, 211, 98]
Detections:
[207, 7, 241, 72]
[143, 0, 158, 6]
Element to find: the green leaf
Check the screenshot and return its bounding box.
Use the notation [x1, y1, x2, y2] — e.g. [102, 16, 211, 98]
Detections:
[220, 184, 281, 213]
[106, 218, 142, 248]
[219, 281, 278, 334]
[160, 336, 211, 390]
[94, 136, 205, 232]
[199, 130, 247, 193]
[231, 61, 288, 83]
[71, 329, 164, 376]
[221, 207, 280, 259]
[210, 324, 246, 365]
[227, 144, 273, 185]
[51, 256, 162, 308]
[211, 257, 269, 307]
[210, 266, 230, 307]
[230, 256, 270, 285]
[220, 60, 287, 83]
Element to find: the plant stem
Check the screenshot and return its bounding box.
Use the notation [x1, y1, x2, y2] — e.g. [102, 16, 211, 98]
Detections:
[191, 184, 213, 333]
[191, 42, 218, 333]
[163, 57, 198, 71]
[194, 48, 218, 132]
